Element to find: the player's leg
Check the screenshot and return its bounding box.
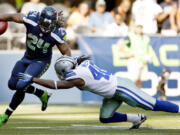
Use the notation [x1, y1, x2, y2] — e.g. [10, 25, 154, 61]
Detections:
[0, 60, 27, 126]
[25, 61, 51, 111]
[16, 61, 51, 111]
[99, 98, 124, 123]
[115, 76, 179, 113]
[99, 98, 146, 129]
[7, 60, 27, 114]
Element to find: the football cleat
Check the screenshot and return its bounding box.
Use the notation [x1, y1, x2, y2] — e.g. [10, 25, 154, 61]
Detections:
[129, 114, 146, 129]
[0, 113, 9, 127]
[40, 91, 52, 111]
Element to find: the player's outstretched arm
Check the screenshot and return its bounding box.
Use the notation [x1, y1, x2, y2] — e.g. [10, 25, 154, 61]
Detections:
[32, 78, 84, 89]
[18, 72, 84, 89]
[57, 43, 71, 56]
[0, 13, 24, 23]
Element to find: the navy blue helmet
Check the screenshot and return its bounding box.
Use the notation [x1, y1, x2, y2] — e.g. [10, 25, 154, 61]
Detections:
[38, 6, 57, 33]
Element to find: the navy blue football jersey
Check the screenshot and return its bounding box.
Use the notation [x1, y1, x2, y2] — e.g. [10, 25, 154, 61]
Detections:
[22, 11, 67, 62]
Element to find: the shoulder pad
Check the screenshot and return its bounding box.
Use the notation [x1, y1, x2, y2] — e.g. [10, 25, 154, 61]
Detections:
[57, 28, 67, 41]
[23, 11, 39, 26]
[27, 11, 39, 18]
[51, 27, 67, 44]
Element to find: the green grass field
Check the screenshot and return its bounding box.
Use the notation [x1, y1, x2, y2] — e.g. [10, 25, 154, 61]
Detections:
[0, 103, 180, 135]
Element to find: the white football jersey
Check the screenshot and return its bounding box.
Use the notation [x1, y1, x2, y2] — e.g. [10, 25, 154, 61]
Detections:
[64, 60, 117, 98]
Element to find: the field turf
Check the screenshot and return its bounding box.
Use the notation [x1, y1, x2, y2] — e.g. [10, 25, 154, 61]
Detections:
[0, 103, 180, 135]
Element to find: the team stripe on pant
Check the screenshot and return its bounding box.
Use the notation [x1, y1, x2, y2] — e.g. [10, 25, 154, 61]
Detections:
[117, 86, 154, 110]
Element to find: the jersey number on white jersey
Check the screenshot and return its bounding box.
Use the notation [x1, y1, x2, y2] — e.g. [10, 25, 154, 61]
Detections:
[88, 62, 111, 81]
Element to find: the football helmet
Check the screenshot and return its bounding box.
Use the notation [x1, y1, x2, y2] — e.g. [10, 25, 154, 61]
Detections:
[38, 6, 57, 33]
[54, 56, 76, 80]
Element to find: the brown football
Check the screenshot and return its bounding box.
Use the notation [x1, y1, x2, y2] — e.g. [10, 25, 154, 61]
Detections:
[0, 21, 8, 35]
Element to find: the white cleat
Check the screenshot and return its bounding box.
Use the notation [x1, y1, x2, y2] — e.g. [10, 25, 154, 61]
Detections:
[129, 114, 146, 129]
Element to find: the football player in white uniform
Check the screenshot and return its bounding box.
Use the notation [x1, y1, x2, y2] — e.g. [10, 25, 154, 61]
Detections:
[18, 56, 180, 129]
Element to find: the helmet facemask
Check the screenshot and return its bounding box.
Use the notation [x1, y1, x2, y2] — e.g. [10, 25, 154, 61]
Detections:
[39, 18, 56, 33]
[38, 6, 57, 34]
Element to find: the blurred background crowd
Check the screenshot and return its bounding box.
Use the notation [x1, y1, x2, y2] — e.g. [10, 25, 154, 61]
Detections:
[0, 0, 177, 100]
[0, 0, 180, 49]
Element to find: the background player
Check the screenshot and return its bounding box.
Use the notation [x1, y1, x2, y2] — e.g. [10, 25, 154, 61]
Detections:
[157, 69, 171, 100]
[19, 56, 180, 129]
[0, 6, 71, 126]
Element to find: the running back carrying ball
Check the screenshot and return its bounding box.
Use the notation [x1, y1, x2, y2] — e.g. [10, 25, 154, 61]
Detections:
[0, 21, 8, 35]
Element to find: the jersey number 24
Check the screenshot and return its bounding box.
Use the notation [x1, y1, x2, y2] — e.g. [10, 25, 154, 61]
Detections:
[27, 33, 50, 53]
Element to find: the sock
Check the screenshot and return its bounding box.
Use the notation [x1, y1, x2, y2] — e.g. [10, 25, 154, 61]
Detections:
[153, 100, 179, 113]
[26, 85, 44, 98]
[5, 107, 14, 117]
[100, 112, 127, 123]
[34, 88, 44, 98]
[25, 85, 36, 93]
[5, 91, 25, 117]
[127, 114, 141, 123]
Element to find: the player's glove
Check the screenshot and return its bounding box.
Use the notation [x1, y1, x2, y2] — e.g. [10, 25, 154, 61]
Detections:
[18, 73, 33, 82]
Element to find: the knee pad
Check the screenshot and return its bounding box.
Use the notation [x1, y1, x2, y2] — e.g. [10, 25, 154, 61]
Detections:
[8, 79, 17, 90]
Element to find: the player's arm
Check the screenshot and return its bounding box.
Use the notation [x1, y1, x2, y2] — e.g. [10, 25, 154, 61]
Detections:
[0, 13, 24, 23]
[56, 42, 71, 56]
[18, 72, 84, 89]
[32, 77, 84, 89]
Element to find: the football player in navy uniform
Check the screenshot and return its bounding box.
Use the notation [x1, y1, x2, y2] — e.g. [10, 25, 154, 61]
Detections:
[0, 6, 71, 126]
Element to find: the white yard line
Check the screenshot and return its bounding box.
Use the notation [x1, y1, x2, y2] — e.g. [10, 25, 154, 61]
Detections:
[72, 124, 180, 130]
[13, 115, 98, 119]
[16, 127, 51, 129]
[14, 124, 180, 130]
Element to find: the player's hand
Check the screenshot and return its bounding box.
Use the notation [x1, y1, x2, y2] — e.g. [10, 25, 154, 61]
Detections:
[18, 73, 33, 82]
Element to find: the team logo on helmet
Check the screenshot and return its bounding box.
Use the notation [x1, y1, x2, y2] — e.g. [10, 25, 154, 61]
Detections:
[54, 56, 76, 80]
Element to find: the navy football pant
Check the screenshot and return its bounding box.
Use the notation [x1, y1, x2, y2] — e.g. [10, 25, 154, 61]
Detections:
[7, 58, 50, 111]
[8, 58, 50, 91]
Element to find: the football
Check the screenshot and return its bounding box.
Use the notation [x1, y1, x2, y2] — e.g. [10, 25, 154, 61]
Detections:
[0, 21, 8, 35]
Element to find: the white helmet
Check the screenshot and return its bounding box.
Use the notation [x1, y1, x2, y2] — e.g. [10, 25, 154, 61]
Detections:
[54, 56, 76, 80]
